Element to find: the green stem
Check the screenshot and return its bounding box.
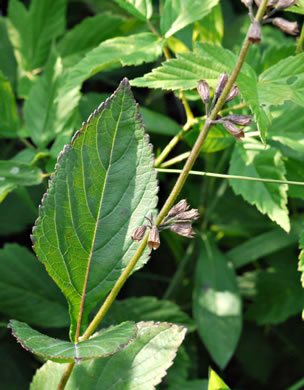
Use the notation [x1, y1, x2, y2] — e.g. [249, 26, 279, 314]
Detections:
[156, 168, 304, 186]
[160, 151, 191, 168]
[57, 362, 75, 390]
[18, 137, 35, 149]
[296, 22, 304, 54]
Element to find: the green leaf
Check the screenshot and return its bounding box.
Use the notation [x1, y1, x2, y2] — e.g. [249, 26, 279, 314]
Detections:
[208, 368, 230, 390]
[227, 218, 303, 269]
[246, 256, 304, 325]
[0, 71, 19, 138]
[113, 0, 153, 20]
[258, 53, 304, 108]
[7, 0, 66, 71]
[9, 320, 137, 363]
[58, 12, 127, 65]
[101, 296, 196, 331]
[0, 18, 17, 89]
[0, 160, 42, 202]
[285, 0, 304, 14]
[185, 121, 235, 153]
[160, 0, 219, 38]
[0, 244, 69, 328]
[193, 4, 224, 45]
[32, 79, 158, 340]
[30, 322, 186, 389]
[228, 140, 290, 232]
[131, 43, 270, 143]
[169, 380, 208, 390]
[55, 32, 164, 137]
[193, 235, 242, 369]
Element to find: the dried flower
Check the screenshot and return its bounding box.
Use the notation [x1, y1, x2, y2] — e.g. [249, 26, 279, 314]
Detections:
[174, 209, 200, 221]
[225, 115, 252, 126]
[198, 80, 210, 105]
[170, 222, 195, 238]
[167, 199, 189, 218]
[225, 85, 240, 103]
[272, 17, 299, 35]
[214, 72, 229, 102]
[240, 0, 253, 8]
[248, 20, 262, 44]
[148, 226, 160, 250]
[131, 225, 147, 242]
[275, 0, 298, 9]
[222, 121, 245, 140]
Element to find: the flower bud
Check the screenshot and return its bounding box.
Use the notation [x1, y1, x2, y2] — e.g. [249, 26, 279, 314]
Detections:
[275, 0, 298, 10]
[170, 222, 195, 238]
[248, 20, 262, 44]
[225, 85, 240, 103]
[272, 17, 299, 35]
[241, 0, 253, 8]
[222, 121, 245, 140]
[175, 209, 200, 221]
[148, 226, 160, 250]
[198, 80, 210, 105]
[167, 199, 189, 218]
[214, 72, 229, 102]
[225, 115, 252, 126]
[131, 225, 147, 242]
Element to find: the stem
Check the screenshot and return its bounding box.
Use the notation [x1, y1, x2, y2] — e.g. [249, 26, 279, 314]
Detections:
[156, 168, 304, 186]
[296, 22, 304, 54]
[19, 137, 35, 149]
[57, 362, 75, 390]
[160, 151, 191, 168]
[57, 2, 270, 388]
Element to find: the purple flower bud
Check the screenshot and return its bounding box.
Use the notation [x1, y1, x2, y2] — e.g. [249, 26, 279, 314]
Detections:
[197, 80, 210, 105]
[248, 20, 262, 44]
[275, 0, 298, 9]
[170, 222, 195, 238]
[131, 225, 147, 242]
[167, 199, 189, 218]
[222, 121, 245, 140]
[214, 72, 229, 102]
[225, 85, 240, 103]
[225, 115, 252, 126]
[272, 17, 299, 36]
[175, 209, 200, 221]
[148, 226, 160, 250]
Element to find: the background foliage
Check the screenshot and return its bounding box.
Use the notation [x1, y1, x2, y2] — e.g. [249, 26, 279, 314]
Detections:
[0, 0, 304, 389]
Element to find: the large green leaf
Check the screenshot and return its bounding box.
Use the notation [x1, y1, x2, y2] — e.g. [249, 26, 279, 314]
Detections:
[160, 0, 219, 38]
[113, 0, 153, 20]
[258, 53, 304, 108]
[193, 235, 242, 369]
[0, 244, 68, 328]
[7, 0, 66, 71]
[101, 296, 195, 331]
[0, 160, 42, 202]
[30, 322, 186, 390]
[131, 43, 270, 143]
[246, 256, 304, 325]
[228, 140, 290, 232]
[0, 71, 19, 138]
[9, 320, 137, 363]
[32, 79, 158, 340]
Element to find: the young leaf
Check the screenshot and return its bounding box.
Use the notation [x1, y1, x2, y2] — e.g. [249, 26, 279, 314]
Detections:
[113, 0, 153, 21]
[160, 0, 219, 38]
[101, 296, 196, 331]
[229, 140, 290, 232]
[32, 79, 158, 340]
[30, 322, 186, 390]
[193, 235, 242, 369]
[0, 244, 69, 328]
[208, 368, 230, 390]
[7, 0, 66, 71]
[9, 320, 137, 363]
[0, 71, 19, 138]
[246, 256, 304, 324]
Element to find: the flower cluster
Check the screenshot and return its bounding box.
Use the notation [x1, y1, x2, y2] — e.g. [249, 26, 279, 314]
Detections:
[198, 74, 251, 141]
[131, 200, 199, 251]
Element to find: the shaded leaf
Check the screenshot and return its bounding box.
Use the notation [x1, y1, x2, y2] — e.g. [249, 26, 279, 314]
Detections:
[228, 139, 290, 232]
[0, 244, 69, 328]
[9, 320, 137, 363]
[160, 0, 219, 38]
[30, 322, 186, 390]
[113, 0, 153, 20]
[169, 380, 208, 390]
[193, 235, 242, 369]
[0, 71, 19, 138]
[101, 296, 196, 331]
[246, 256, 304, 325]
[193, 4, 224, 45]
[208, 368, 230, 390]
[32, 79, 158, 340]
[0, 18, 17, 89]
